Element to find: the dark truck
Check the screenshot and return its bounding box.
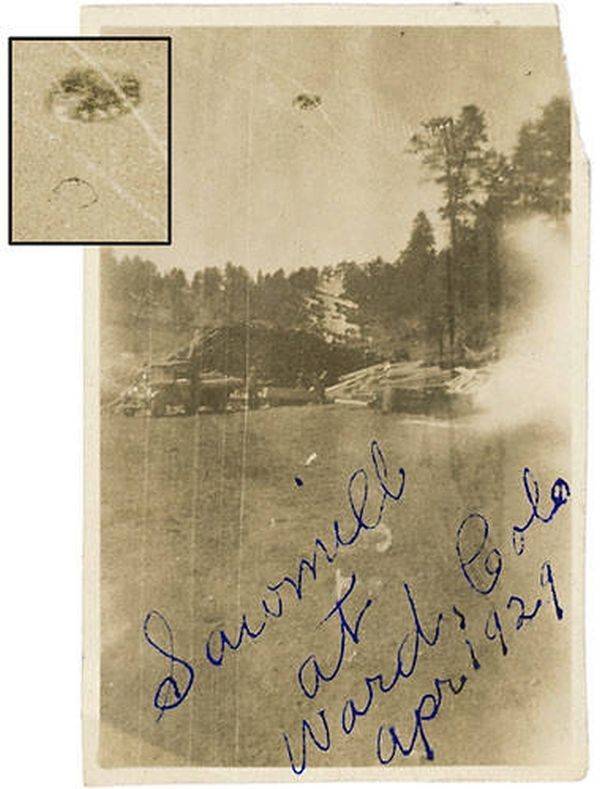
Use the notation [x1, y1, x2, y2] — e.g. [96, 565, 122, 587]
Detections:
[121, 361, 243, 417]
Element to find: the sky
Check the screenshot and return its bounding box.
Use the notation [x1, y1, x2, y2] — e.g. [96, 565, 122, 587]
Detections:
[119, 25, 568, 276]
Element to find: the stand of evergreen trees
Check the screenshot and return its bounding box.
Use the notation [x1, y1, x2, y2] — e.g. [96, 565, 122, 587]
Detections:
[102, 97, 570, 367]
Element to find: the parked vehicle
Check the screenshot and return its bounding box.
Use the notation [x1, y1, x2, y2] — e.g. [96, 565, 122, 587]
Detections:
[121, 361, 242, 417]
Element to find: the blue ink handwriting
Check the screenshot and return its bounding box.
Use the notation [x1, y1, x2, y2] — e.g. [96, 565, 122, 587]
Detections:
[512, 467, 570, 555]
[142, 610, 195, 720]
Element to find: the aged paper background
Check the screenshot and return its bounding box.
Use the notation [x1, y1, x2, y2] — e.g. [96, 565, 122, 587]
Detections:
[83, 4, 588, 784]
[10, 37, 169, 243]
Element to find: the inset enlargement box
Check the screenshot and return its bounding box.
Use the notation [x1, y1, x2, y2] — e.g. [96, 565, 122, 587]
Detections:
[9, 36, 171, 245]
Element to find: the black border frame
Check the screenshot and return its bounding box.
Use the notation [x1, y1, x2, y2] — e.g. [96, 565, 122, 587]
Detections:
[8, 35, 173, 246]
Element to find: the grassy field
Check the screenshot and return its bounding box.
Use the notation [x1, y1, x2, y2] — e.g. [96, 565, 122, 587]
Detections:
[99, 404, 574, 770]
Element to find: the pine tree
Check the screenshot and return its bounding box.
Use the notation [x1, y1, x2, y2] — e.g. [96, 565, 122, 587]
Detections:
[410, 105, 489, 360]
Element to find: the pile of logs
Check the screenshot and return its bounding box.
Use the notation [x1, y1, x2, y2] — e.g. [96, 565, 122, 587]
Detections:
[167, 322, 376, 388]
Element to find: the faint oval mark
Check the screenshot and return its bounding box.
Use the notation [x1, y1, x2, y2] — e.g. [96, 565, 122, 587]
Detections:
[51, 177, 98, 209]
[48, 68, 141, 123]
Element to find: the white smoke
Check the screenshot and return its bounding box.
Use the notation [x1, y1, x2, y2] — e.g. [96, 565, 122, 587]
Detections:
[473, 215, 574, 431]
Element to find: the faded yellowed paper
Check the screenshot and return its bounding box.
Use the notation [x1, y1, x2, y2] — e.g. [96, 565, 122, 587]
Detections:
[83, 4, 588, 784]
[10, 37, 169, 244]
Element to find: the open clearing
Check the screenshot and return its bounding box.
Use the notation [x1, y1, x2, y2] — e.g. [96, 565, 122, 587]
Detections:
[99, 405, 572, 769]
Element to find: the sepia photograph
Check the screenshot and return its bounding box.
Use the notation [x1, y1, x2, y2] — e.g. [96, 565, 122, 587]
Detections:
[82, 4, 588, 783]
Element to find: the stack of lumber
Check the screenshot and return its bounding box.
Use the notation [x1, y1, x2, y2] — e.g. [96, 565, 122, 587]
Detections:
[326, 360, 489, 404]
[445, 366, 489, 395]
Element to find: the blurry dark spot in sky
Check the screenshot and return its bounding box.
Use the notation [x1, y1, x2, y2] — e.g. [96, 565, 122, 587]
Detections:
[48, 68, 141, 123]
[293, 93, 322, 111]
